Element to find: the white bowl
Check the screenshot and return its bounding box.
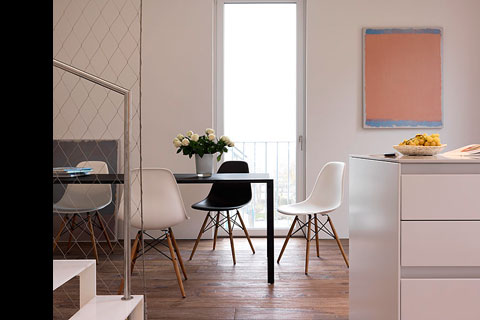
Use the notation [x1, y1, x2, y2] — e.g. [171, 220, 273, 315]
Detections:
[393, 144, 447, 156]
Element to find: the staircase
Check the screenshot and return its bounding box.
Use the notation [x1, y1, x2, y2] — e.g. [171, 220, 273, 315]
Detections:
[53, 259, 144, 320]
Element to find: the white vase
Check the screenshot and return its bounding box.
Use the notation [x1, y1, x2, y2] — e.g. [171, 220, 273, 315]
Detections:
[195, 154, 214, 177]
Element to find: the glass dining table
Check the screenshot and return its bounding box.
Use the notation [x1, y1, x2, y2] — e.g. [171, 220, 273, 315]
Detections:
[53, 172, 276, 284]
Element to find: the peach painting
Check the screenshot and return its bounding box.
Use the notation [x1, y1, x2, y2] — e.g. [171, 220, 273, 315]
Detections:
[363, 28, 443, 128]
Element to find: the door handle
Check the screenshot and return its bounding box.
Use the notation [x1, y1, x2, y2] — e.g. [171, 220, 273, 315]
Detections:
[298, 135, 303, 151]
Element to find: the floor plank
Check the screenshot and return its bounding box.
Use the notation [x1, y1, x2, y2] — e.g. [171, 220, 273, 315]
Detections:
[54, 237, 349, 319]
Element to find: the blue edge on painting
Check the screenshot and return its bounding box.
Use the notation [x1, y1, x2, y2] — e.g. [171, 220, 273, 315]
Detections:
[365, 28, 441, 34]
[365, 120, 443, 128]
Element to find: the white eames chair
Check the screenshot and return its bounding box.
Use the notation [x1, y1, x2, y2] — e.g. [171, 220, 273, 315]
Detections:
[53, 161, 113, 262]
[117, 168, 189, 298]
[277, 162, 349, 274]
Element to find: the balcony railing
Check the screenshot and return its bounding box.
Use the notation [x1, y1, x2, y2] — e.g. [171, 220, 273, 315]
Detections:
[224, 141, 296, 229]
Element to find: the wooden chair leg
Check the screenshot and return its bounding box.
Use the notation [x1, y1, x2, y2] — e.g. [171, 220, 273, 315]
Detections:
[226, 210, 236, 265]
[213, 212, 220, 250]
[236, 210, 255, 254]
[169, 227, 187, 280]
[53, 215, 69, 253]
[66, 214, 77, 252]
[305, 215, 312, 275]
[277, 216, 297, 263]
[86, 213, 99, 263]
[95, 212, 113, 252]
[189, 212, 210, 260]
[167, 232, 186, 298]
[118, 231, 142, 295]
[130, 231, 142, 273]
[314, 214, 320, 258]
[327, 215, 349, 268]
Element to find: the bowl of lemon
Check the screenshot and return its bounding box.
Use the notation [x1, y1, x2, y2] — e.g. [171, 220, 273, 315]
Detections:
[393, 133, 446, 156]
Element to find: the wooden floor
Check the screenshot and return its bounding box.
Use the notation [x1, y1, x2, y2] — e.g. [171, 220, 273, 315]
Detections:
[53, 237, 349, 319]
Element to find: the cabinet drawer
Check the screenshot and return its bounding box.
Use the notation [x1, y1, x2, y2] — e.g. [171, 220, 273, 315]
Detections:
[401, 221, 480, 266]
[401, 279, 480, 320]
[401, 174, 480, 220]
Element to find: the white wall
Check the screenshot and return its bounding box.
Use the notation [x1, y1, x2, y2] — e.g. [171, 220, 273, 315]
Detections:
[142, 0, 480, 238]
[306, 0, 480, 237]
[142, 0, 215, 238]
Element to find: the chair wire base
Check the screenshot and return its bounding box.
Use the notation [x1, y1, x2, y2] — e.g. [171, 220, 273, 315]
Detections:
[291, 215, 335, 240]
[117, 228, 187, 298]
[135, 231, 172, 261]
[277, 214, 349, 273]
[201, 210, 245, 234]
[53, 211, 114, 261]
[189, 210, 255, 264]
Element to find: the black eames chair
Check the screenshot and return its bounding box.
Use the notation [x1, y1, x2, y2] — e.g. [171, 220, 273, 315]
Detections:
[189, 161, 255, 264]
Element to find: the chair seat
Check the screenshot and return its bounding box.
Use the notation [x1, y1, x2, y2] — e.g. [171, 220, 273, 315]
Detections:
[277, 201, 337, 216]
[53, 202, 109, 214]
[191, 198, 248, 211]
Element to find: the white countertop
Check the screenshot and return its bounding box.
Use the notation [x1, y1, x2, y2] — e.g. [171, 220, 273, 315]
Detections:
[350, 154, 480, 164]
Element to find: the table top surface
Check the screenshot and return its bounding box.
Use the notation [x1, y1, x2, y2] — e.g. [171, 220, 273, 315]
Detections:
[53, 172, 272, 184]
[53, 173, 124, 184]
[351, 154, 480, 164]
[174, 173, 271, 183]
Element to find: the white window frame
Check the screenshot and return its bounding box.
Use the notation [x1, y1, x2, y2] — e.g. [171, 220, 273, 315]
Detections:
[213, 0, 306, 235]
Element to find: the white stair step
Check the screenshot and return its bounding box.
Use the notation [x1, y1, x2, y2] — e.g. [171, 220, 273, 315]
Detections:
[70, 295, 144, 320]
[53, 259, 96, 290]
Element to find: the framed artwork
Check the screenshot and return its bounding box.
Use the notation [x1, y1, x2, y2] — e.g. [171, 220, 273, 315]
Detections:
[363, 27, 443, 128]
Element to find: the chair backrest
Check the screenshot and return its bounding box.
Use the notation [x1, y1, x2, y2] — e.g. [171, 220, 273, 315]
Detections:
[118, 168, 189, 230]
[55, 161, 112, 211]
[305, 162, 345, 211]
[206, 160, 252, 207]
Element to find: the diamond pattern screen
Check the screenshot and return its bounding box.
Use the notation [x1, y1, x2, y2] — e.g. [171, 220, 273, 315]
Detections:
[53, 0, 145, 318]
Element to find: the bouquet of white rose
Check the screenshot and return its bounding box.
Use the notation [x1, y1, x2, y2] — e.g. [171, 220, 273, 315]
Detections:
[173, 128, 234, 161]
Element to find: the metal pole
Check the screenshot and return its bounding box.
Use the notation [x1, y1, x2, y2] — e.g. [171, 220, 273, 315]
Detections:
[53, 59, 129, 95]
[122, 91, 132, 301]
[53, 58, 134, 301]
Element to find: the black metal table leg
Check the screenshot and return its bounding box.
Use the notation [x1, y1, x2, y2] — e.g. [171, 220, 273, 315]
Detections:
[267, 180, 274, 284]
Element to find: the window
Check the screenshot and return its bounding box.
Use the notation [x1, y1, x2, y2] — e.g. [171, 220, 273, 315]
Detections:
[216, 1, 305, 233]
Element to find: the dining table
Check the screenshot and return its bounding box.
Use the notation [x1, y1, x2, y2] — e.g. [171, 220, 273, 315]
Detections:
[53, 172, 276, 284]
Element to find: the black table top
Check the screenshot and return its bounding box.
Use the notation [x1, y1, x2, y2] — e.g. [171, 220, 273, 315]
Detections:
[53, 172, 272, 184]
[53, 173, 124, 184]
[174, 173, 271, 183]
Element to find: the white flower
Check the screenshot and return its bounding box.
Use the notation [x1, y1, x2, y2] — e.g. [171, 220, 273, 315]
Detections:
[176, 133, 184, 140]
[186, 131, 193, 137]
[205, 128, 215, 135]
[173, 138, 182, 148]
[220, 135, 230, 143]
[181, 138, 190, 146]
[191, 133, 199, 142]
[208, 133, 216, 141]
[228, 142, 235, 147]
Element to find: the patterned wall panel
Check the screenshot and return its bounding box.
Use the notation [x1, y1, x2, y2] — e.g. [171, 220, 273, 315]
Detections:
[53, 0, 143, 318]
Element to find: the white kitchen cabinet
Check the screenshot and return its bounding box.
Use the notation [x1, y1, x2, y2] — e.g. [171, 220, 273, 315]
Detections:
[349, 154, 480, 320]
